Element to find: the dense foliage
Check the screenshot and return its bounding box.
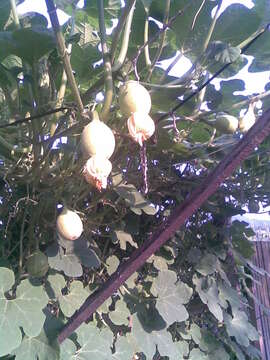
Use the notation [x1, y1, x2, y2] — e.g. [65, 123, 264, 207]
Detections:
[1, 0, 270, 359]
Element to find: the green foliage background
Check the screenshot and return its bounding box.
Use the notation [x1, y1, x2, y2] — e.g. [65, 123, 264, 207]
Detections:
[0, 0, 270, 359]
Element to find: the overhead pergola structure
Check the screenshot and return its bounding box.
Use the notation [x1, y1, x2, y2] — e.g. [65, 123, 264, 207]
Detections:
[58, 108, 270, 344]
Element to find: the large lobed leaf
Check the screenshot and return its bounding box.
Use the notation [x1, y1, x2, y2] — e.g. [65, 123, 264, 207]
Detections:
[114, 181, 157, 216]
[47, 241, 100, 278]
[60, 322, 113, 359]
[0, 27, 55, 64]
[224, 309, 259, 348]
[151, 269, 193, 325]
[131, 312, 181, 359]
[0, 267, 48, 357]
[47, 273, 89, 318]
[193, 274, 223, 322]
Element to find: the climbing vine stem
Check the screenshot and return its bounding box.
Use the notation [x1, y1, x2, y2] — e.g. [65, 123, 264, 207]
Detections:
[45, 0, 84, 113]
[97, 0, 113, 122]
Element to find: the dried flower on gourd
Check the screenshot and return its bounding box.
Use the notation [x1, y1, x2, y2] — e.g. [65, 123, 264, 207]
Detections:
[83, 155, 112, 191]
[127, 112, 155, 146]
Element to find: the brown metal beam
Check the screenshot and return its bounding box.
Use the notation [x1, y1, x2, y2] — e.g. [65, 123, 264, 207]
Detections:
[58, 108, 270, 344]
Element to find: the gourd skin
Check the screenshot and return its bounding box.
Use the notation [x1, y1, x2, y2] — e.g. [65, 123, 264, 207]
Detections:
[81, 118, 115, 159]
[56, 208, 83, 241]
[214, 114, 239, 134]
[239, 105, 256, 133]
[119, 81, 152, 117]
[127, 112, 155, 146]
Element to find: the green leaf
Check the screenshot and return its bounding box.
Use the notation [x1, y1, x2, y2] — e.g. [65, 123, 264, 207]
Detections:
[0, 268, 48, 357]
[0, 266, 14, 292]
[224, 309, 259, 347]
[193, 274, 223, 322]
[189, 323, 202, 345]
[0, 1, 10, 30]
[187, 248, 202, 264]
[0, 0, 10, 30]
[74, 323, 113, 360]
[0, 27, 55, 64]
[150, 0, 218, 58]
[115, 183, 157, 215]
[47, 274, 89, 318]
[230, 221, 255, 259]
[219, 79, 245, 103]
[124, 272, 138, 289]
[106, 255, 120, 275]
[243, 343, 262, 360]
[54, 0, 78, 13]
[57, 237, 101, 269]
[46, 273, 66, 297]
[226, 338, 245, 360]
[47, 244, 83, 277]
[152, 255, 168, 271]
[155, 330, 184, 360]
[60, 338, 77, 360]
[151, 270, 192, 325]
[135, 303, 167, 332]
[113, 230, 138, 250]
[70, 43, 100, 82]
[113, 335, 135, 360]
[218, 280, 242, 315]
[9, 280, 48, 336]
[190, 122, 212, 143]
[196, 253, 218, 276]
[208, 347, 231, 360]
[199, 330, 230, 359]
[213, 4, 262, 45]
[131, 313, 179, 359]
[12, 332, 59, 360]
[71, 246, 101, 269]
[206, 41, 241, 64]
[84, 0, 121, 28]
[59, 281, 89, 318]
[131, 314, 156, 359]
[109, 298, 130, 326]
[61, 322, 113, 359]
[174, 340, 189, 358]
[176, 322, 192, 340]
[189, 348, 208, 360]
[20, 11, 49, 28]
[13, 309, 63, 360]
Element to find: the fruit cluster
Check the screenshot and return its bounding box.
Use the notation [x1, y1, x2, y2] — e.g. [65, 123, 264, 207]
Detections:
[55, 81, 155, 242]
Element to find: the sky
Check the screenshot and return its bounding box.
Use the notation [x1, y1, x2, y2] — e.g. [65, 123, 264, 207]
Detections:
[16, 0, 270, 219]
[17, 0, 270, 96]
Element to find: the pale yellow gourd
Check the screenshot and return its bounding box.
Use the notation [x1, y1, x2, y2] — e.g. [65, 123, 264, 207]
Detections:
[81, 112, 115, 159]
[119, 81, 152, 117]
[56, 208, 83, 241]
